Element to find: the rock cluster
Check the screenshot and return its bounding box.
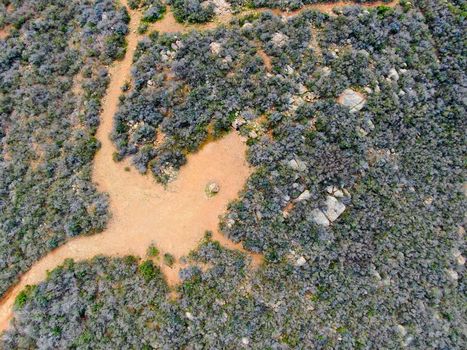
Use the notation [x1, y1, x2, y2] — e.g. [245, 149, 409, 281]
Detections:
[311, 186, 350, 226]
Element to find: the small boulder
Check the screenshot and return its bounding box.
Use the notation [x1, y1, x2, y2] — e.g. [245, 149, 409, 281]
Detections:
[210, 42, 222, 55]
[388, 68, 399, 81]
[272, 32, 289, 48]
[311, 209, 330, 226]
[338, 88, 366, 113]
[288, 158, 307, 172]
[206, 181, 220, 197]
[457, 255, 465, 265]
[294, 190, 311, 202]
[396, 324, 407, 337]
[323, 196, 346, 222]
[446, 269, 459, 281]
[295, 256, 307, 267]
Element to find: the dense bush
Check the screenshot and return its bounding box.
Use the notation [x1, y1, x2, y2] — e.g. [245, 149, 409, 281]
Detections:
[0, 0, 128, 296]
[1, 1, 465, 348]
[111, 2, 462, 347]
[169, 0, 216, 23]
[129, 0, 166, 23]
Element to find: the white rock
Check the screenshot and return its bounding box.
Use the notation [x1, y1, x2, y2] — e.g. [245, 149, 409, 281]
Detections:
[271, 32, 289, 48]
[424, 197, 433, 206]
[241, 337, 250, 345]
[364, 86, 373, 94]
[288, 158, 307, 172]
[457, 255, 465, 265]
[295, 256, 307, 267]
[185, 312, 194, 320]
[396, 324, 407, 337]
[446, 269, 459, 281]
[338, 88, 366, 113]
[206, 181, 220, 196]
[321, 66, 331, 76]
[357, 127, 368, 137]
[242, 22, 253, 30]
[294, 190, 311, 202]
[226, 218, 235, 228]
[285, 65, 294, 75]
[210, 42, 222, 55]
[333, 189, 344, 198]
[388, 68, 399, 81]
[311, 209, 330, 226]
[323, 196, 346, 222]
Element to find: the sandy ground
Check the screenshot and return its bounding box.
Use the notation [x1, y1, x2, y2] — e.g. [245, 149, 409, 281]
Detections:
[257, 48, 272, 72]
[0, 0, 399, 332]
[0, 25, 11, 40]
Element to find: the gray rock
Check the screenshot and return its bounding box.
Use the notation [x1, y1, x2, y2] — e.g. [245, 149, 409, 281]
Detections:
[388, 68, 399, 81]
[323, 195, 346, 222]
[311, 209, 330, 226]
[294, 190, 311, 202]
[288, 158, 307, 172]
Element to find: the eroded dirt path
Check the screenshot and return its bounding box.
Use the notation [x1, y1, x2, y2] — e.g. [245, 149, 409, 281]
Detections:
[0, 0, 399, 332]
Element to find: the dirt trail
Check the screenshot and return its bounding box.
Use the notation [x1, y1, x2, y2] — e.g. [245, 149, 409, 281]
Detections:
[0, 0, 399, 333]
[0, 3, 255, 332]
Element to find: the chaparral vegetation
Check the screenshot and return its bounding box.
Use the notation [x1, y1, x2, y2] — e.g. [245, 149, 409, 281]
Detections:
[1, 0, 466, 348]
[0, 0, 128, 296]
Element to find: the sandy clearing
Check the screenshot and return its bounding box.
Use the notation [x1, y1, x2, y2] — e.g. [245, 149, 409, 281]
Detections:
[0, 0, 399, 333]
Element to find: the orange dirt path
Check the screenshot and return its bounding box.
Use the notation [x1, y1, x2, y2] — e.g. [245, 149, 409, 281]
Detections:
[0, 0, 399, 333]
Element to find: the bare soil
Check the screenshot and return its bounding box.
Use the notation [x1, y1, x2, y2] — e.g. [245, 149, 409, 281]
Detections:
[0, 25, 11, 40]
